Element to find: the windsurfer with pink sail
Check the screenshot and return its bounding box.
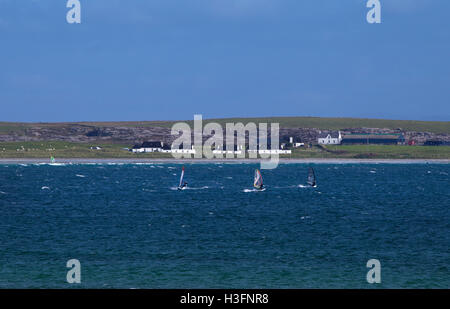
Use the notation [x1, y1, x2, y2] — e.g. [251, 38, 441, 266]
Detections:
[253, 169, 265, 191]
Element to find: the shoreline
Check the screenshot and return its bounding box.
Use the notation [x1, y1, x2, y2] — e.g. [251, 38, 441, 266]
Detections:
[1, 158, 449, 164]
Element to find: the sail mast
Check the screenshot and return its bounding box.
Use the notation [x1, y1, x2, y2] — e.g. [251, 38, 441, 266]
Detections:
[179, 166, 185, 187]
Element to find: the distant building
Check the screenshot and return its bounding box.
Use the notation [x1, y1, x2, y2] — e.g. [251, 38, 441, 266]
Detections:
[290, 136, 304, 148]
[161, 144, 172, 153]
[318, 131, 342, 145]
[341, 134, 405, 145]
[247, 144, 292, 155]
[131, 141, 292, 155]
[131, 141, 164, 153]
[169, 144, 196, 154]
[281, 137, 304, 149]
[212, 144, 244, 155]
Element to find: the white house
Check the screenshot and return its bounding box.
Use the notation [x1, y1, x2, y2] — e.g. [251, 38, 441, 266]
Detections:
[211, 144, 245, 155]
[248, 145, 292, 155]
[169, 145, 196, 154]
[282, 137, 304, 149]
[131, 141, 164, 153]
[318, 131, 342, 145]
[131, 141, 291, 155]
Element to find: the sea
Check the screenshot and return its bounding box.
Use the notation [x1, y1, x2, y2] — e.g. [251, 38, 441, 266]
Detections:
[0, 162, 449, 288]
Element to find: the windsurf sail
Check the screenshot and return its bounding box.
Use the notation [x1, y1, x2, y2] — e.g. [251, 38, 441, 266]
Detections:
[179, 166, 185, 187]
[254, 169, 263, 188]
[307, 167, 316, 187]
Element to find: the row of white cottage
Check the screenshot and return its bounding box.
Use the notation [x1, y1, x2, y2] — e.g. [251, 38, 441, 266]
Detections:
[131, 142, 292, 154]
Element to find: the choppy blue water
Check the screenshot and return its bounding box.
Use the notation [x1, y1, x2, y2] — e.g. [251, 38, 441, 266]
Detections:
[0, 162, 449, 288]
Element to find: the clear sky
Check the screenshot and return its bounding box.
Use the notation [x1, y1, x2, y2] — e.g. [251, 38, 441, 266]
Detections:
[0, 0, 449, 122]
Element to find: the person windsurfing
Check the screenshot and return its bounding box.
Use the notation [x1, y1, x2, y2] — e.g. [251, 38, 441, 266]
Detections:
[254, 169, 265, 191]
[178, 166, 188, 190]
[307, 167, 317, 187]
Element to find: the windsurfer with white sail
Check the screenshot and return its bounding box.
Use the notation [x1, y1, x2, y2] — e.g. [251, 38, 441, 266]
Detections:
[178, 166, 188, 190]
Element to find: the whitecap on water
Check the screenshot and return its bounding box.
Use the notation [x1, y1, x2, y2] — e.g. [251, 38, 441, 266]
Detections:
[142, 188, 156, 192]
[272, 185, 297, 189]
[76, 174, 86, 178]
[243, 188, 260, 193]
[41, 186, 50, 190]
[170, 186, 209, 191]
[187, 186, 209, 190]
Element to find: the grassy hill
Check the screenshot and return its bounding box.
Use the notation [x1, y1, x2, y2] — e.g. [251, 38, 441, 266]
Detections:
[0, 141, 172, 159]
[1, 117, 449, 159]
[1, 117, 449, 134]
[1, 141, 449, 159]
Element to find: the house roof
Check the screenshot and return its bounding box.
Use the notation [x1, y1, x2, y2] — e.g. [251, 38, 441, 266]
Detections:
[171, 143, 189, 150]
[343, 134, 403, 140]
[141, 141, 163, 148]
[318, 132, 340, 139]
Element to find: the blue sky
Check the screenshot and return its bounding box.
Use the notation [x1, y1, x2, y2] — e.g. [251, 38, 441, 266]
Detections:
[0, 0, 449, 122]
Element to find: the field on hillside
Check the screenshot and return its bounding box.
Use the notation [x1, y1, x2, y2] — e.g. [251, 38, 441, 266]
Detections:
[0, 142, 449, 159]
[1, 117, 449, 134]
[198, 117, 450, 134]
[287, 145, 450, 159]
[0, 142, 172, 159]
